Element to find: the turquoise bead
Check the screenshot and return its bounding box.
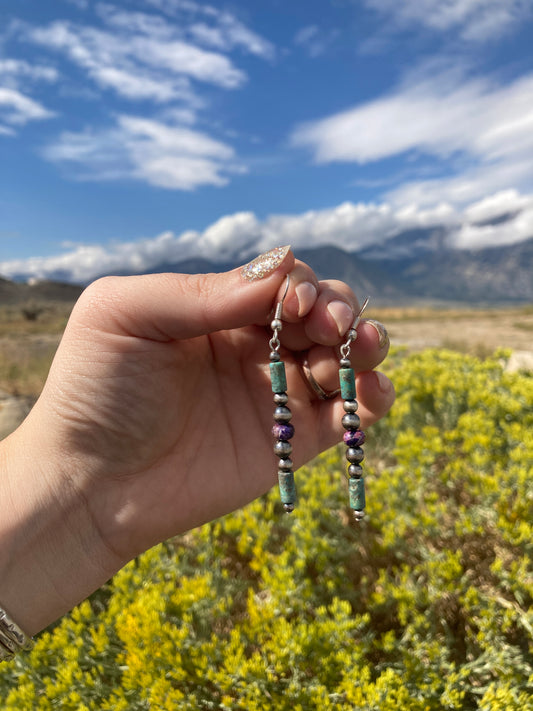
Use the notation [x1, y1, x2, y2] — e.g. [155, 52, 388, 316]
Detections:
[278, 470, 296, 504]
[349, 476, 365, 511]
[270, 361, 287, 394]
[339, 367, 356, 400]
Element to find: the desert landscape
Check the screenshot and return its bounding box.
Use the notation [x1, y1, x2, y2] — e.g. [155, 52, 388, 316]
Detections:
[1, 294, 531, 439]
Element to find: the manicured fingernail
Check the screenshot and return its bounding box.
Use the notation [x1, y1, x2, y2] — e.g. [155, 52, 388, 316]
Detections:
[363, 319, 389, 350]
[327, 300, 354, 337]
[241, 245, 291, 281]
[376, 371, 393, 394]
[295, 281, 317, 317]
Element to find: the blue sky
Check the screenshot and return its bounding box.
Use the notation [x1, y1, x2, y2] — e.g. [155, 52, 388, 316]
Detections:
[1, 0, 533, 282]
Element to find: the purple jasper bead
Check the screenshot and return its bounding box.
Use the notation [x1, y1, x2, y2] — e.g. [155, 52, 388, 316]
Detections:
[343, 429, 366, 447]
[272, 423, 295, 441]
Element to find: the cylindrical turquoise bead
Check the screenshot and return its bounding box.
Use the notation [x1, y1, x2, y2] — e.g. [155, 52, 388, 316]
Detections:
[339, 367, 356, 400]
[278, 470, 296, 504]
[270, 361, 287, 394]
[349, 476, 365, 511]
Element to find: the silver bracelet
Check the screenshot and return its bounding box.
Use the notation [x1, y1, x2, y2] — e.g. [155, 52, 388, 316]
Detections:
[0, 606, 34, 662]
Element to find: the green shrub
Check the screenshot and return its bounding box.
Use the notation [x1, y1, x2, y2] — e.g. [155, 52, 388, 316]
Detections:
[1, 349, 532, 710]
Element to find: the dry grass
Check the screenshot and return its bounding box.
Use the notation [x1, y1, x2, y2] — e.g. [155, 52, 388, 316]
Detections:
[0, 302, 73, 396]
[0, 302, 73, 337]
[1, 300, 532, 398]
[368, 304, 533, 354]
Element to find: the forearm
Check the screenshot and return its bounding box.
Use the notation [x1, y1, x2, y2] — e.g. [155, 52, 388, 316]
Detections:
[0, 415, 124, 637]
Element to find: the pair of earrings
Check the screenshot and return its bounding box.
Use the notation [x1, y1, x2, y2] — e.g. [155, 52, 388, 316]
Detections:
[268, 276, 369, 520]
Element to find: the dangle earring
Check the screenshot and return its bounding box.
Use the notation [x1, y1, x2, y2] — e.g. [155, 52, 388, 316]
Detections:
[269, 275, 296, 513]
[338, 298, 370, 521]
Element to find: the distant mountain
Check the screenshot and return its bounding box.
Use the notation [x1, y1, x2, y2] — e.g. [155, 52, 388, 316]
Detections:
[295, 237, 533, 303]
[2, 231, 532, 305]
[113, 234, 531, 304]
[105, 231, 533, 304]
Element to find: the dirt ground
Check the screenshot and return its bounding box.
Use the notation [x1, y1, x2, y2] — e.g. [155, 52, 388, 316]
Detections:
[370, 305, 533, 355]
[1, 303, 531, 438]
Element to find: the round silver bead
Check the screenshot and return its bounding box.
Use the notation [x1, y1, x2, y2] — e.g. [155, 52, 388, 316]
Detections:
[278, 458, 293, 471]
[343, 399, 359, 413]
[274, 406, 292, 423]
[346, 447, 364, 464]
[274, 440, 292, 457]
[348, 464, 363, 478]
[283, 503, 295, 513]
[274, 392, 289, 405]
[340, 357, 351, 368]
[342, 413, 361, 430]
[271, 318, 283, 332]
[353, 509, 366, 521]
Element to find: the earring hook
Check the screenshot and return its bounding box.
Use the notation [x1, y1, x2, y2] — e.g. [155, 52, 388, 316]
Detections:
[270, 274, 291, 354]
[273, 274, 291, 321]
[340, 296, 370, 360]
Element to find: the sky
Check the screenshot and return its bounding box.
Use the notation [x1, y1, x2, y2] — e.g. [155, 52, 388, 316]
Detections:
[1, 0, 533, 283]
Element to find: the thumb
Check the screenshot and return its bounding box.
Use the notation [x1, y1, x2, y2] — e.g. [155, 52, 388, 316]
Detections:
[71, 246, 294, 341]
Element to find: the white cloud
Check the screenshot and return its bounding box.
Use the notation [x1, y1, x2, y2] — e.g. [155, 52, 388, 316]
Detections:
[11, 4, 274, 188]
[292, 66, 533, 209]
[464, 189, 532, 224]
[42, 113, 244, 190]
[4, 193, 530, 284]
[143, 0, 275, 59]
[0, 87, 55, 127]
[364, 0, 533, 41]
[449, 190, 533, 249]
[188, 15, 275, 59]
[0, 59, 59, 85]
[27, 19, 246, 98]
[293, 25, 339, 58]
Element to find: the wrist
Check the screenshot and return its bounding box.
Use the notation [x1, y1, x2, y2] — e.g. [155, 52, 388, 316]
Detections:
[0, 413, 125, 637]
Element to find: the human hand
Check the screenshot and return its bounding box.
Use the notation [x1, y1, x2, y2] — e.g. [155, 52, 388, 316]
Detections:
[0, 247, 394, 634]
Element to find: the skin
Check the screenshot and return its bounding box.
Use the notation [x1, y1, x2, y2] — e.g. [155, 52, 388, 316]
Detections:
[0, 251, 394, 636]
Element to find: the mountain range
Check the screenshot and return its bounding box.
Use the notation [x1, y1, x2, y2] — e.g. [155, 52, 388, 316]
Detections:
[2, 228, 532, 305]
[129, 228, 533, 305]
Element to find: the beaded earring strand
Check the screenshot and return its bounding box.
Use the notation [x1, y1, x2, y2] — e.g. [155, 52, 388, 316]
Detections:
[269, 275, 296, 513]
[339, 298, 370, 521]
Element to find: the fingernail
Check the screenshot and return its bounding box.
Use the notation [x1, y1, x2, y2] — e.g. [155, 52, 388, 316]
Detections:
[241, 245, 291, 281]
[295, 281, 317, 317]
[327, 300, 354, 337]
[363, 319, 389, 350]
[376, 371, 393, 394]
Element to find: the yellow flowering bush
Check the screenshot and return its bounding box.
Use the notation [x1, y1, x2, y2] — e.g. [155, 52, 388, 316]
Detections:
[1, 349, 532, 709]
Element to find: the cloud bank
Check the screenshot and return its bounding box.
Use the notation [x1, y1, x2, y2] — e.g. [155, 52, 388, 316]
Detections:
[1, 190, 532, 284]
[3, 2, 274, 189]
[292, 64, 533, 209]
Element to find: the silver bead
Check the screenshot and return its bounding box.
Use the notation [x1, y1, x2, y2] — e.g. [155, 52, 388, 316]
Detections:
[274, 406, 292, 423]
[283, 503, 295, 513]
[343, 399, 359, 413]
[342, 413, 360, 430]
[278, 458, 293, 471]
[274, 440, 292, 457]
[340, 357, 351, 368]
[353, 509, 365, 521]
[348, 464, 363, 478]
[270, 351, 281, 362]
[271, 318, 283, 332]
[274, 392, 289, 405]
[346, 447, 364, 463]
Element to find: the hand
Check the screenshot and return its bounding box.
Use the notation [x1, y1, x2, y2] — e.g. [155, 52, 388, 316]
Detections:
[0, 249, 394, 634]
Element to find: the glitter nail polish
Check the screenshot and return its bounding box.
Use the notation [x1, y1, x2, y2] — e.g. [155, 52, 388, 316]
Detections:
[241, 246, 291, 282]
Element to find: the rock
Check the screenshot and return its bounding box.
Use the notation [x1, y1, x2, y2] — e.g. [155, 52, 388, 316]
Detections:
[506, 350, 533, 373]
